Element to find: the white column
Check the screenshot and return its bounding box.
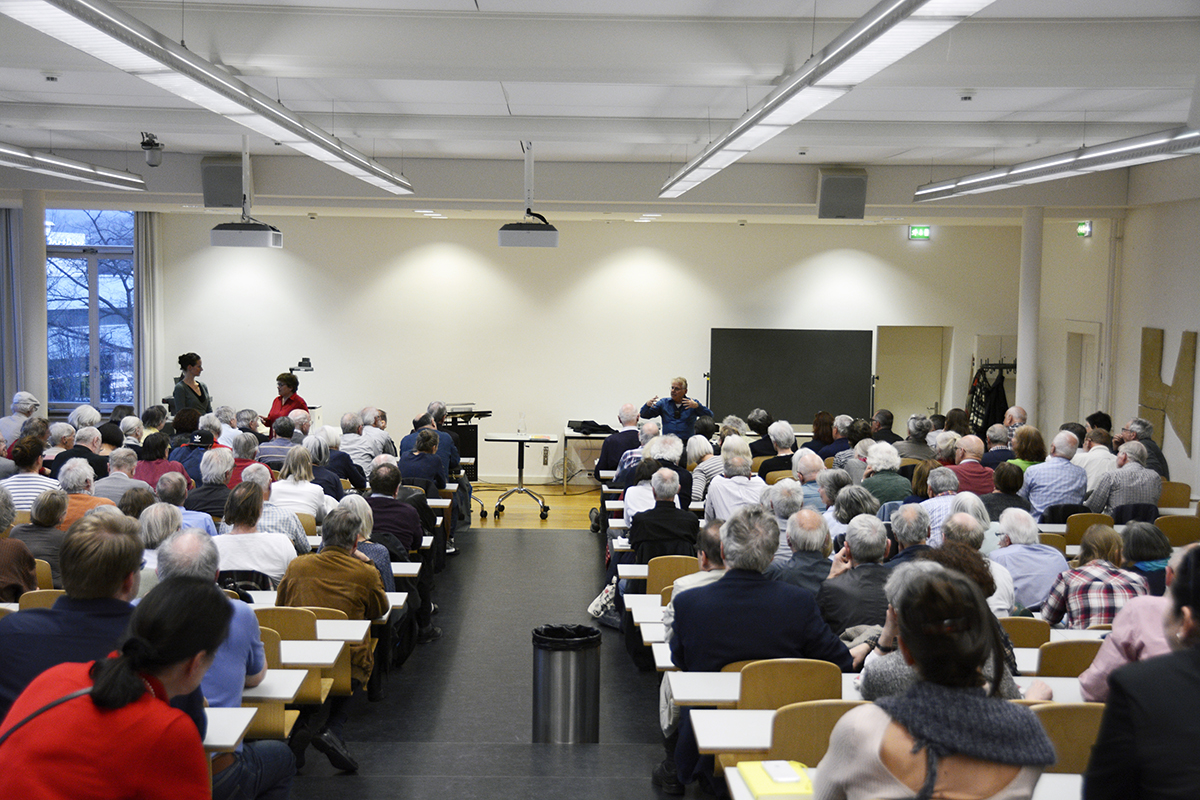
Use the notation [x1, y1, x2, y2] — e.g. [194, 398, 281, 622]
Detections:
[18, 190, 48, 403]
[1016, 207, 1043, 426]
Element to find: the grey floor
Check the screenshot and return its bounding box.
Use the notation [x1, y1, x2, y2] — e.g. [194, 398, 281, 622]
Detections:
[291, 527, 667, 800]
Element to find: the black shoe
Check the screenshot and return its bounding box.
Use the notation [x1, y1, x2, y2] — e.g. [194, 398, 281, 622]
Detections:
[589, 508, 601, 532]
[417, 624, 443, 643]
[446, 540, 460, 556]
[287, 726, 312, 770]
[652, 762, 685, 795]
[312, 729, 359, 772]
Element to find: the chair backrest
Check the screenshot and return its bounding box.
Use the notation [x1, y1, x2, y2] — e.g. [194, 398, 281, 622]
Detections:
[1037, 533, 1067, 556]
[877, 501, 903, 522]
[1032, 703, 1106, 773]
[2, 510, 31, 538]
[823, 457, 834, 469]
[18, 588, 65, 610]
[218, 570, 273, 592]
[253, 606, 318, 640]
[737, 658, 843, 710]
[646, 555, 699, 596]
[768, 700, 868, 765]
[221, 588, 241, 600]
[721, 660, 759, 673]
[33, 559, 53, 590]
[258, 625, 282, 669]
[1154, 515, 1200, 547]
[1042, 504, 1091, 526]
[295, 513, 317, 539]
[997, 616, 1051, 648]
[302, 606, 349, 621]
[660, 586, 673, 605]
[1087, 623, 1112, 631]
[1158, 480, 1191, 509]
[751, 455, 770, 474]
[1112, 503, 1159, 524]
[402, 476, 437, 499]
[340, 478, 352, 491]
[1064, 512, 1113, 546]
[764, 470, 792, 486]
[1036, 639, 1103, 677]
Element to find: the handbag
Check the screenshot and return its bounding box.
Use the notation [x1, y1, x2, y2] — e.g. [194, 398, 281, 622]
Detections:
[587, 577, 618, 618]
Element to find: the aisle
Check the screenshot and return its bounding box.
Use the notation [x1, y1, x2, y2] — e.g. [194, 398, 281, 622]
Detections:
[292, 526, 665, 800]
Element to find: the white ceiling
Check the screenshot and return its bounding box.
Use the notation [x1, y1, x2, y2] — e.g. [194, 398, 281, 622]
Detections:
[0, 0, 1196, 208]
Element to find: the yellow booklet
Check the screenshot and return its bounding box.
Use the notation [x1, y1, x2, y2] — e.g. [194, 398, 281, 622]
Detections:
[736, 760, 813, 799]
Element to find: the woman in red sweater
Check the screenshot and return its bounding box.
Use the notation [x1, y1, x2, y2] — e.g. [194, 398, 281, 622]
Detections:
[263, 372, 308, 432]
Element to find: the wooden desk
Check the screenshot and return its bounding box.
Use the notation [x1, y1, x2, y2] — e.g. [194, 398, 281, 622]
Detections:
[315, 618, 371, 642]
[1015, 648, 1039, 675]
[392, 562, 421, 578]
[612, 538, 632, 552]
[240, 669, 305, 740]
[667, 671, 741, 706]
[203, 707, 257, 752]
[691, 709, 774, 754]
[618, 564, 648, 580]
[640, 622, 666, 644]
[653, 642, 676, 671]
[241, 669, 306, 703]
[306, 535, 321, 548]
[278, 639, 343, 669]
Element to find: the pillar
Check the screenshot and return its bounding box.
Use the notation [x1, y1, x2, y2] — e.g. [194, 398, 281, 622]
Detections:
[1016, 206, 1043, 426]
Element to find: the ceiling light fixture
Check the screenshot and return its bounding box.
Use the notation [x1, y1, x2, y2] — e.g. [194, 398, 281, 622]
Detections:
[0, 0, 413, 195]
[659, 0, 997, 198]
[0, 139, 146, 190]
[913, 125, 1200, 201]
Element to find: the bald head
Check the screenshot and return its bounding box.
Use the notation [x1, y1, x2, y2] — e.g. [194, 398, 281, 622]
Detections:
[1004, 406, 1027, 427]
[956, 435, 984, 463]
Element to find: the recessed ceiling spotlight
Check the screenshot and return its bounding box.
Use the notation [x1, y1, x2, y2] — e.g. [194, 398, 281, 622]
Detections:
[415, 209, 433, 214]
[642, 214, 661, 218]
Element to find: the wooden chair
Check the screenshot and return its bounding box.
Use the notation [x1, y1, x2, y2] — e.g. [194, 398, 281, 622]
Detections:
[1087, 623, 1112, 631]
[1037, 533, 1067, 556]
[3, 510, 31, 537]
[245, 626, 301, 740]
[1112, 503, 1159, 524]
[899, 458, 923, 469]
[296, 513, 317, 540]
[252, 608, 334, 705]
[646, 555, 698, 596]
[1154, 515, 1200, 547]
[298, 607, 353, 695]
[660, 586, 673, 605]
[721, 660, 759, 674]
[764, 470, 792, 485]
[750, 456, 770, 475]
[1032, 703, 1106, 774]
[824, 457, 835, 469]
[1064, 513, 1113, 546]
[1158, 480, 1191, 509]
[998, 616, 1051, 649]
[18, 589, 65, 610]
[340, 478, 352, 491]
[736, 658, 843, 710]
[221, 588, 241, 600]
[717, 700, 867, 775]
[1036, 640, 1103, 677]
[33, 559, 53, 590]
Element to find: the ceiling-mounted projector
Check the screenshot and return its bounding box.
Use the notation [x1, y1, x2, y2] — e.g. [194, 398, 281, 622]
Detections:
[499, 215, 558, 248]
[211, 220, 282, 248]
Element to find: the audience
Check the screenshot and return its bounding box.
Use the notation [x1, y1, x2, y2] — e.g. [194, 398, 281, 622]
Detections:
[43, 421, 74, 461]
[893, 413, 935, 460]
[7, 488, 67, 587]
[765, 508, 832, 595]
[303, 434, 345, 501]
[980, 461, 1033, 522]
[56, 458, 116, 531]
[988, 507, 1070, 611]
[791, 449, 827, 512]
[919, 467, 959, 545]
[628, 468, 698, 564]
[133, 432, 193, 490]
[137, 502, 182, 597]
[1120, 521, 1173, 595]
[1085, 440, 1162, 515]
[1008, 424, 1046, 471]
[0, 391, 39, 444]
[256, 417, 298, 467]
[946, 434, 994, 495]
[270, 446, 335, 522]
[227, 463, 309, 555]
[91, 447, 152, 503]
[48, 425, 109, 480]
[1042, 524, 1148, 629]
[183, 448, 235, 518]
[1072, 427, 1118, 490]
[941, 512, 1015, 616]
[156, 472, 218, 537]
[761, 479, 805, 562]
[859, 441, 909, 503]
[886, 503, 932, 568]
[686, 434, 722, 503]
[213, 482, 296, 586]
[0, 436, 60, 511]
[593, 404, 641, 482]
[818, 514, 890, 635]
[978, 423, 1014, 468]
[117, 486, 156, 520]
[227, 431, 259, 488]
[1114, 415, 1169, 480]
[755, 420, 797, 478]
[662, 520, 726, 643]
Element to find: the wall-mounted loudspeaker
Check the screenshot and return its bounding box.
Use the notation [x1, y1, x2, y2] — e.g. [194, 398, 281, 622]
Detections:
[201, 156, 243, 209]
[817, 168, 868, 219]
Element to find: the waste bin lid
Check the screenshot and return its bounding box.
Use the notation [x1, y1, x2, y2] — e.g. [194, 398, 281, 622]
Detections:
[532, 624, 602, 651]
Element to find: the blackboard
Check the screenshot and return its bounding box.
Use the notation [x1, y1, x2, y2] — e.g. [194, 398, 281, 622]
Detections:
[708, 328, 874, 426]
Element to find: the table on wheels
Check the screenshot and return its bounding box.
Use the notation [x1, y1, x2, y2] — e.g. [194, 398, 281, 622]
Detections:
[483, 433, 557, 519]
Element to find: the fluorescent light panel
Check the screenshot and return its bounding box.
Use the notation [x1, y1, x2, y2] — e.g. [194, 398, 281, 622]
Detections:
[0, 139, 146, 190]
[0, 0, 413, 195]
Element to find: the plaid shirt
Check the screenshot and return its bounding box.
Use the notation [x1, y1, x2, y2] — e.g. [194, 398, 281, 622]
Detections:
[1019, 456, 1087, 520]
[1085, 463, 1162, 515]
[1041, 560, 1148, 630]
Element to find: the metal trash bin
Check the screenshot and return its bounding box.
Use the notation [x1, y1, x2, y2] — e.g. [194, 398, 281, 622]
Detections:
[532, 623, 601, 743]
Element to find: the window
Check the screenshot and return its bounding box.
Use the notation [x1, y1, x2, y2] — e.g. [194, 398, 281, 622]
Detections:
[45, 209, 136, 407]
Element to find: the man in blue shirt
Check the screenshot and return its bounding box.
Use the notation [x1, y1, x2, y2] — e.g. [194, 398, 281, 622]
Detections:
[640, 377, 712, 442]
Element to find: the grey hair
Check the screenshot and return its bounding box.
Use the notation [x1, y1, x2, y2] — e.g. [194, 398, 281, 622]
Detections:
[1119, 440, 1148, 466]
[786, 509, 830, 553]
[198, 413, 222, 436]
[943, 512, 986, 550]
[767, 420, 796, 451]
[235, 409, 259, 428]
[360, 407, 381, 427]
[241, 463, 272, 492]
[834, 485, 880, 524]
[107, 447, 138, 474]
[0, 486, 13, 532]
[139, 503, 183, 549]
[833, 414, 853, 436]
[866, 441, 901, 472]
[288, 409, 311, 429]
[927, 467, 960, 495]
[817, 468, 852, 505]
[215, 406, 236, 426]
[720, 416, 749, 436]
[793, 450, 824, 481]
[1052, 430, 1079, 459]
[846, 514, 887, 563]
[687, 434, 714, 464]
[369, 453, 399, 477]
[200, 448, 234, 485]
[119, 416, 143, 438]
[985, 423, 1009, 445]
[303, 434, 330, 466]
[1007, 406, 1028, 424]
[767, 479, 805, 519]
[58, 458, 95, 493]
[340, 412, 363, 434]
[999, 507, 1040, 545]
[68, 404, 101, 429]
[618, 403, 638, 425]
[884, 560, 945, 605]
[891, 503, 931, 546]
[648, 434, 684, 464]
[338, 494, 374, 540]
[651, 468, 681, 500]
[638, 420, 660, 445]
[49, 422, 75, 446]
[74, 426, 101, 448]
[720, 505, 780, 572]
[907, 414, 933, 437]
[724, 454, 752, 478]
[721, 434, 752, 463]
[156, 472, 188, 505]
[317, 425, 342, 450]
[950, 492, 991, 534]
[321, 505, 361, 550]
[934, 431, 961, 462]
[232, 432, 259, 460]
[1126, 417, 1153, 439]
[155, 528, 219, 579]
[427, 400, 448, 424]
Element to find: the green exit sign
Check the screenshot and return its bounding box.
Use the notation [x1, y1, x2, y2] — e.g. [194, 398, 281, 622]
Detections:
[1077, 221, 1093, 237]
[908, 225, 931, 240]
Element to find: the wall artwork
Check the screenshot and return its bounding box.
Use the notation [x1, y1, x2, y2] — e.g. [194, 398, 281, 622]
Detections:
[1139, 328, 1196, 458]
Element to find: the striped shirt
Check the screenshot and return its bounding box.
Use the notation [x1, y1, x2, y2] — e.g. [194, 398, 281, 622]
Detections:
[0, 473, 61, 511]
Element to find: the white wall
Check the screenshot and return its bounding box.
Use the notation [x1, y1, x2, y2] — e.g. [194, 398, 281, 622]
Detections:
[154, 214, 1024, 482]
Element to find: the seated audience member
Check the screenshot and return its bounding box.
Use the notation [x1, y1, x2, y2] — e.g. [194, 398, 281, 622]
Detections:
[978, 423, 1015, 469]
[66, 403, 101, 432]
[1004, 405, 1028, 441]
[401, 411, 459, 481]
[265, 371, 308, 432]
[946, 434, 994, 495]
[0, 487, 35, 598]
[318, 425, 366, 490]
[96, 405, 132, 451]
[56, 458, 116, 531]
[860, 441, 910, 503]
[920, 467, 960, 546]
[950, 491, 1002, 554]
[629, 468, 698, 564]
[842, 437, 874, 485]
[118, 487, 156, 520]
[359, 406, 397, 459]
[817, 565, 1054, 799]
[704, 447, 765, 522]
[44, 421, 75, 461]
[48, 425, 109, 480]
[370, 455, 438, 537]
[901, 459, 940, 505]
[277, 505, 388, 773]
[1085, 548, 1200, 798]
[271, 446, 336, 522]
[799, 410, 834, 454]
[942, 407, 972, 437]
[761, 479, 806, 562]
[92, 447, 152, 504]
[8, 488, 68, 587]
[0, 391, 38, 444]
[886, 503, 933, 568]
[136, 502, 182, 598]
[792, 449, 827, 512]
[818, 513, 891, 635]
[339, 494, 395, 592]
[0, 513, 144, 719]
[212, 482, 296, 586]
[988, 507, 1070, 611]
[1079, 543, 1195, 702]
[755, 420, 796, 478]
[765, 508, 832, 596]
[1115, 415, 1170, 480]
[303, 435, 345, 501]
[659, 505, 851, 794]
[118, 415, 145, 457]
[642, 433, 692, 503]
[155, 472, 218, 537]
[1042, 524, 1148, 629]
[686, 434, 723, 503]
[942, 512, 1015, 616]
[1073, 427, 1118, 490]
[227, 432, 259, 488]
[818, 469, 857, 540]
[833, 418, 873, 471]
[228, 464, 309, 554]
[1086, 440, 1162, 515]
[12, 418, 50, 460]
[980, 461, 1033, 523]
[169, 429, 214, 485]
[932, 430, 961, 466]
[183, 448, 234, 518]
[255, 417, 298, 468]
[398, 429, 447, 492]
[1120, 521, 1173, 596]
[168, 407, 201, 449]
[154, 530, 297, 799]
[662, 520, 727, 642]
[1007, 424, 1046, 471]
[197, 413, 226, 451]
[623, 458, 670, 527]
[1020, 430, 1088, 520]
[288, 409, 311, 445]
[893, 413, 935, 461]
[139, 404, 168, 438]
[818, 414, 854, 460]
[871, 408, 902, 444]
[0, 576, 232, 799]
[594, 404, 641, 482]
[236, 407, 269, 444]
[613, 420, 661, 488]
[0, 436, 61, 511]
[0, 434, 13, 480]
[133, 432, 193, 490]
[746, 408, 776, 458]
[95, 417, 124, 454]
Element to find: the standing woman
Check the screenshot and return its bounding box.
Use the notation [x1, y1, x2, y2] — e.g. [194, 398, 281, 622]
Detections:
[0, 576, 232, 799]
[264, 372, 308, 432]
[172, 353, 211, 415]
[1085, 546, 1200, 799]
